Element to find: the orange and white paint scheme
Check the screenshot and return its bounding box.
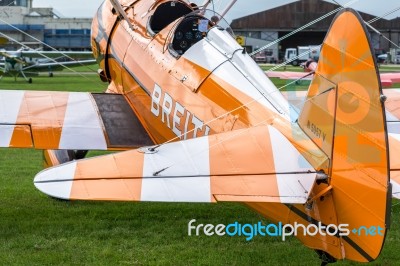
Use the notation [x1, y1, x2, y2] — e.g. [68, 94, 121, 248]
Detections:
[0, 0, 397, 264]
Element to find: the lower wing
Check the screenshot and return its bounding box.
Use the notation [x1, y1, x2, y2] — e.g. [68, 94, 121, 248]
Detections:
[34, 125, 319, 204]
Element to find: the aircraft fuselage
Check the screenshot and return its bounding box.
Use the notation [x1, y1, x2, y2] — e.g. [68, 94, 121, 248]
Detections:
[91, 0, 327, 168]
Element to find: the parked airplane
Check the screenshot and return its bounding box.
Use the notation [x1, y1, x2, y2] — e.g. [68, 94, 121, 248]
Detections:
[0, 0, 398, 264]
[0, 48, 96, 83]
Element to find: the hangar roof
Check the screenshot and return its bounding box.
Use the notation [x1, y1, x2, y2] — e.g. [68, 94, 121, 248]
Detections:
[231, 0, 400, 31]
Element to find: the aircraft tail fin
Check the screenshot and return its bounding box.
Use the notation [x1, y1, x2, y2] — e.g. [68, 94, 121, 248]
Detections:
[297, 9, 391, 262]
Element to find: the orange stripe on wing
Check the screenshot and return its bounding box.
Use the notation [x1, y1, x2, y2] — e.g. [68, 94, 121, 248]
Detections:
[208, 126, 279, 202]
[9, 125, 33, 148]
[70, 150, 145, 201]
[10, 91, 69, 149]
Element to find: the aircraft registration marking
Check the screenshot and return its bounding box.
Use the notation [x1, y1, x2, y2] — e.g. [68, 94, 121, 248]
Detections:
[307, 120, 326, 142]
[151, 84, 210, 140]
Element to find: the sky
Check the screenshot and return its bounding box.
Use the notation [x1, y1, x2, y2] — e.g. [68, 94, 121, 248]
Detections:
[32, 0, 400, 22]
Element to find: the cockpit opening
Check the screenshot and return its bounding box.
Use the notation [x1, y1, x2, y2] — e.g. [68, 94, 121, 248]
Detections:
[148, 1, 193, 36]
[170, 15, 212, 56]
[167, 10, 235, 58]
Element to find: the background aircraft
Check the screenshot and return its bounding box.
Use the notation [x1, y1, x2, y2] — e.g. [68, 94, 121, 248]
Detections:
[0, 0, 398, 264]
[0, 48, 95, 83]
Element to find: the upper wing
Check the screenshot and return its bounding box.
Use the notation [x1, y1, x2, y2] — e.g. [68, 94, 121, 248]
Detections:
[20, 51, 94, 59]
[0, 90, 153, 150]
[0, 52, 26, 64]
[22, 59, 96, 71]
[34, 125, 318, 204]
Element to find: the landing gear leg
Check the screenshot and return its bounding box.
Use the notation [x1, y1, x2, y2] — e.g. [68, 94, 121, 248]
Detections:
[20, 70, 32, 83]
[315, 250, 336, 266]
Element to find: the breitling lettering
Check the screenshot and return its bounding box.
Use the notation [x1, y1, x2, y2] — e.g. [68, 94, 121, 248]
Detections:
[151, 84, 210, 139]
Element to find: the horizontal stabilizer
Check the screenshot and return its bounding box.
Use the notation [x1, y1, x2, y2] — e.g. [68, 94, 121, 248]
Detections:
[34, 125, 317, 204]
[0, 90, 153, 150]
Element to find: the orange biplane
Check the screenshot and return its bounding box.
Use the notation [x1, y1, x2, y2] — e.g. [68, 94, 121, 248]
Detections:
[0, 0, 399, 264]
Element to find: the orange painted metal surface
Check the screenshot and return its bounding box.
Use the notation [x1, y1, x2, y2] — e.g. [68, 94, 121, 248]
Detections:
[9, 125, 33, 148]
[12, 91, 69, 149]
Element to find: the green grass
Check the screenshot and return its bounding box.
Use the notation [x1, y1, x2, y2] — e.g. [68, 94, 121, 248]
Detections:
[378, 65, 400, 73]
[0, 74, 106, 93]
[0, 152, 320, 265]
[0, 67, 399, 265]
[61, 63, 99, 73]
[261, 65, 304, 72]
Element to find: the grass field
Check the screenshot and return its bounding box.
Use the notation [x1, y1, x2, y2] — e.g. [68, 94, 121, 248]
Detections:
[0, 66, 399, 265]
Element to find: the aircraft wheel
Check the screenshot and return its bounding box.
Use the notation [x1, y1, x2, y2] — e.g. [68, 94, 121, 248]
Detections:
[49, 73, 53, 77]
[28, 78, 32, 83]
[75, 150, 88, 159]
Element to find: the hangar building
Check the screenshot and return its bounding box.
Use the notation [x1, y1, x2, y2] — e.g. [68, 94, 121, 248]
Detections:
[0, 0, 92, 50]
[231, 0, 400, 62]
